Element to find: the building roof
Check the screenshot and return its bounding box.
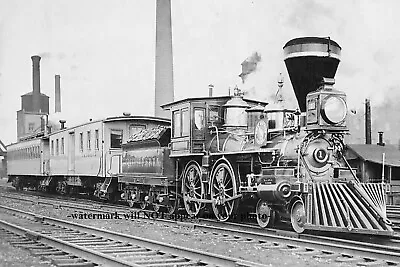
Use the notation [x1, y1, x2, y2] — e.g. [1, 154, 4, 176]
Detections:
[161, 95, 269, 110]
[105, 115, 170, 124]
[347, 144, 400, 167]
[0, 140, 6, 156]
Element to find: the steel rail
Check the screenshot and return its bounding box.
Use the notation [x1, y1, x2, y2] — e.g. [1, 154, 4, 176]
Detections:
[194, 219, 400, 262]
[0, 205, 268, 267]
[0, 219, 142, 267]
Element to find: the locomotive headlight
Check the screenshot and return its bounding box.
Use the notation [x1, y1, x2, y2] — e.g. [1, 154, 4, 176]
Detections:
[255, 120, 268, 145]
[322, 96, 347, 124]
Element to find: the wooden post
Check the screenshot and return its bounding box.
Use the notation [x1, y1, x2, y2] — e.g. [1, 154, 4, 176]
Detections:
[365, 99, 371, 144]
[382, 153, 385, 183]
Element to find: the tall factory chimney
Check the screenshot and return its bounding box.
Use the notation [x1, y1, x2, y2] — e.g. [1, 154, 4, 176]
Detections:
[155, 0, 174, 118]
[365, 98, 372, 144]
[32, 55, 41, 112]
[55, 75, 61, 113]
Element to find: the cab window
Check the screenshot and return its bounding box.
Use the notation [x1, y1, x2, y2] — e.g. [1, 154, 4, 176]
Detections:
[182, 108, 189, 136]
[173, 110, 181, 137]
[209, 106, 220, 123]
[194, 108, 205, 130]
[173, 108, 189, 137]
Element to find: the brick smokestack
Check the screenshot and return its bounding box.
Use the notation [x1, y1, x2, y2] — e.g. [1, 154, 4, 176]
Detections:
[155, 0, 174, 118]
[32, 55, 41, 112]
[55, 75, 61, 113]
[377, 131, 385, 146]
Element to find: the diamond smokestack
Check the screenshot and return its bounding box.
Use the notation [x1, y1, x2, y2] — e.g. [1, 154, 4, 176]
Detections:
[155, 0, 174, 118]
[55, 75, 61, 113]
[283, 37, 341, 112]
[31, 55, 41, 112]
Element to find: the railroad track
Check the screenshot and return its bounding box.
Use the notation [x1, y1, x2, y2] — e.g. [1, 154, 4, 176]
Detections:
[388, 205, 400, 226]
[5, 181, 398, 230]
[0, 205, 266, 267]
[1, 191, 400, 266]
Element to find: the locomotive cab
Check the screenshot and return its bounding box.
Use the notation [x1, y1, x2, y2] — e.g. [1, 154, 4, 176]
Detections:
[161, 92, 268, 157]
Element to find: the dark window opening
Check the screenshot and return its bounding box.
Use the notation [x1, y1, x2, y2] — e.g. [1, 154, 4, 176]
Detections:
[95, 130, 99, 150]
[110, 130, 123, 149]
[79, 133, 83, 152]
[209, 106, 220, 123]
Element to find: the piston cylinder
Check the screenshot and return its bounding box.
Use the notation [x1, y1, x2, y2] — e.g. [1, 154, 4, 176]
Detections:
[257, 181, 291, 202]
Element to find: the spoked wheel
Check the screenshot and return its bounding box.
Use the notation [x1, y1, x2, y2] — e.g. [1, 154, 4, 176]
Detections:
[291, 200, 306, 233]
[58, 181, 69, 195]
[210, 161, 239, 222]
[182, 161, 204, 217]
[256, 199, 275, 228]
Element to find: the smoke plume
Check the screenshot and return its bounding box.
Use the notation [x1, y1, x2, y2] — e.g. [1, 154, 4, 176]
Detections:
[239, 52, 261, 83]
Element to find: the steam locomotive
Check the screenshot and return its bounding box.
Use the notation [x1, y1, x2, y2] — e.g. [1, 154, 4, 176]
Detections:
[7, 37, 393, 235]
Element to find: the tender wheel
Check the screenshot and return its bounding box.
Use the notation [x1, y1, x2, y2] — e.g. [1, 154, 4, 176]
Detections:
[256, 199, 275, 228]
[210, 161, 239, 222]
[140, 201, 147, 210]
[166, 197, 179, 215]
[182, 161, 204, 217]
[127, 200, 135, 208]
[13, 177, 23, 191]
[58, 181, 69, 195]
[291, 200, 306, 233]
[153, 203, 160, 212]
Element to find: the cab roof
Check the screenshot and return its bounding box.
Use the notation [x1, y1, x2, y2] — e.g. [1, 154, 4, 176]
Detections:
[161, 95, 269, 110]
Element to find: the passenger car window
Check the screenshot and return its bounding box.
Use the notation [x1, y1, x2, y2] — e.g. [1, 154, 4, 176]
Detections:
[95, 130, 99, 150]
[110, 130, 123, 149]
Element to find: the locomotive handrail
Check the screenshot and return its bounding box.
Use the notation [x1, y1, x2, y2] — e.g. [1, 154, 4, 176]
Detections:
[339, 152, 360, 184]
[299, 152, 315, 182]
[96, 153, 103, 177]
[107, 154, 121, 176]
[208, 125, 221, 151]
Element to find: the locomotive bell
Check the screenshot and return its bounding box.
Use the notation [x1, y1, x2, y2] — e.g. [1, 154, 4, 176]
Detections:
[223, 89, 249, 129]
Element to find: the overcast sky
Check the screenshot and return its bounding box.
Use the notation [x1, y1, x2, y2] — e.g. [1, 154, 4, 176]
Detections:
[1, 0, 399, 145]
